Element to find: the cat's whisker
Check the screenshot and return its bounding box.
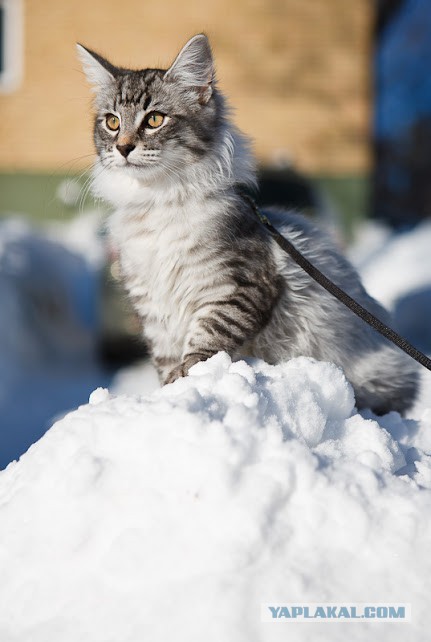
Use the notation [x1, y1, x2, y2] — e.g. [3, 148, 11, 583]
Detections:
[77, 171, 96, 213]
[46, 154, 97, 182]
[77, 162, 109, 213]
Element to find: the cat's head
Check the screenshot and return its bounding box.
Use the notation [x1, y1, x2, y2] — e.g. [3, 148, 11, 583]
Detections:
[77, 35, 225, 184]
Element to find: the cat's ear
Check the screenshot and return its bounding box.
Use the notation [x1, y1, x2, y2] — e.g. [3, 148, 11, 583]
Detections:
[76, 44, 118, 91]
[164, 34, 214, 104]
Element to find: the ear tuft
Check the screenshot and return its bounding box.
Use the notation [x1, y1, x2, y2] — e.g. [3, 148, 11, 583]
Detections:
[76, 44, 118, 90]
[164, 34, 214, 103]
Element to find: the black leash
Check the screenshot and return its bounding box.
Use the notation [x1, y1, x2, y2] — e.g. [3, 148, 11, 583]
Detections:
[243, 194, 431, 372]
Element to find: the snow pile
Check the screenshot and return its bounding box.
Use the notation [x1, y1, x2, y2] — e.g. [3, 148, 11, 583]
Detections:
[350, 219, 431, 311]
[1, 352, 430, 641]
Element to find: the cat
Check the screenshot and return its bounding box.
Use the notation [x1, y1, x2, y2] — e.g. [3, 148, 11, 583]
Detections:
[77, 34, 418, 414]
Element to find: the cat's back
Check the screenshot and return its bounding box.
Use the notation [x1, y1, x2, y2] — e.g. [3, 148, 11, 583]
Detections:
[263, 207, 382, 309]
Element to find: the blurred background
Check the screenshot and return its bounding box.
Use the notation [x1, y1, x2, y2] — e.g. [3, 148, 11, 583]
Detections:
[1, 0, 431, 468]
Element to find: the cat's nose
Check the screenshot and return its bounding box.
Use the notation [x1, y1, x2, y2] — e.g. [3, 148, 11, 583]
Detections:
[116, 143, 136, 158]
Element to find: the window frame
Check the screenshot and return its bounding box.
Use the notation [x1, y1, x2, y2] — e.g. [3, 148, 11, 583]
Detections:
[0, 0, 23, 93]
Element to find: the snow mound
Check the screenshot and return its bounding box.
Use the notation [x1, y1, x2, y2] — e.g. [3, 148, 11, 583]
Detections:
[0, 353, 430, 641]
[352, 219, 431, 311]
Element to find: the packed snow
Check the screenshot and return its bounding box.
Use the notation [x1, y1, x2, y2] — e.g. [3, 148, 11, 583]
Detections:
[0, 208, 431, 640]
[1, 352, 431, 641]
[350, 218, 431, 315]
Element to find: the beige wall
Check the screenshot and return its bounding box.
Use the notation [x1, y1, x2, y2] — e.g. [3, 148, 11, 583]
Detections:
[0, 0, 372, 173]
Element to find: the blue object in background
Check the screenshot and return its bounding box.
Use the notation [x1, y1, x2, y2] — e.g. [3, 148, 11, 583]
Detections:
[374, 0, 431, 228]
[376, 0, 431, 138]
[0, 219, 112, 470]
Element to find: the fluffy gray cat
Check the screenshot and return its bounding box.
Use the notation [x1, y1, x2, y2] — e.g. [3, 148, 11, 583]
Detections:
[78, 34, 418, 414]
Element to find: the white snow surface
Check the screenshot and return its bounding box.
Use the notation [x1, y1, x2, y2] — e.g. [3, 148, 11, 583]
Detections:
[1, 352, 430, 641]
[349, 218, 431, 309]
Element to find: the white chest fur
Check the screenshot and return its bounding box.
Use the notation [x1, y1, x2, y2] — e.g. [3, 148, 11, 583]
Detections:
[92, 153, 249, 359]
[108, 195, 229, 358]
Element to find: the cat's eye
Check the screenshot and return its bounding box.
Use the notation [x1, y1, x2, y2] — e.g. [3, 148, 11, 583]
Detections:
[106, 114, 120, 131]
[145, 112, 165, 129]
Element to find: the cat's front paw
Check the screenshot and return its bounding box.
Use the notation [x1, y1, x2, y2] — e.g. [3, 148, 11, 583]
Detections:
[163, 364, 186, 385]
[163, 354, 206, 385]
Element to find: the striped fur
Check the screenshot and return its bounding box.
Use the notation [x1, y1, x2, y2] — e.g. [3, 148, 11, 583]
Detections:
[79, 35, 418, 414]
